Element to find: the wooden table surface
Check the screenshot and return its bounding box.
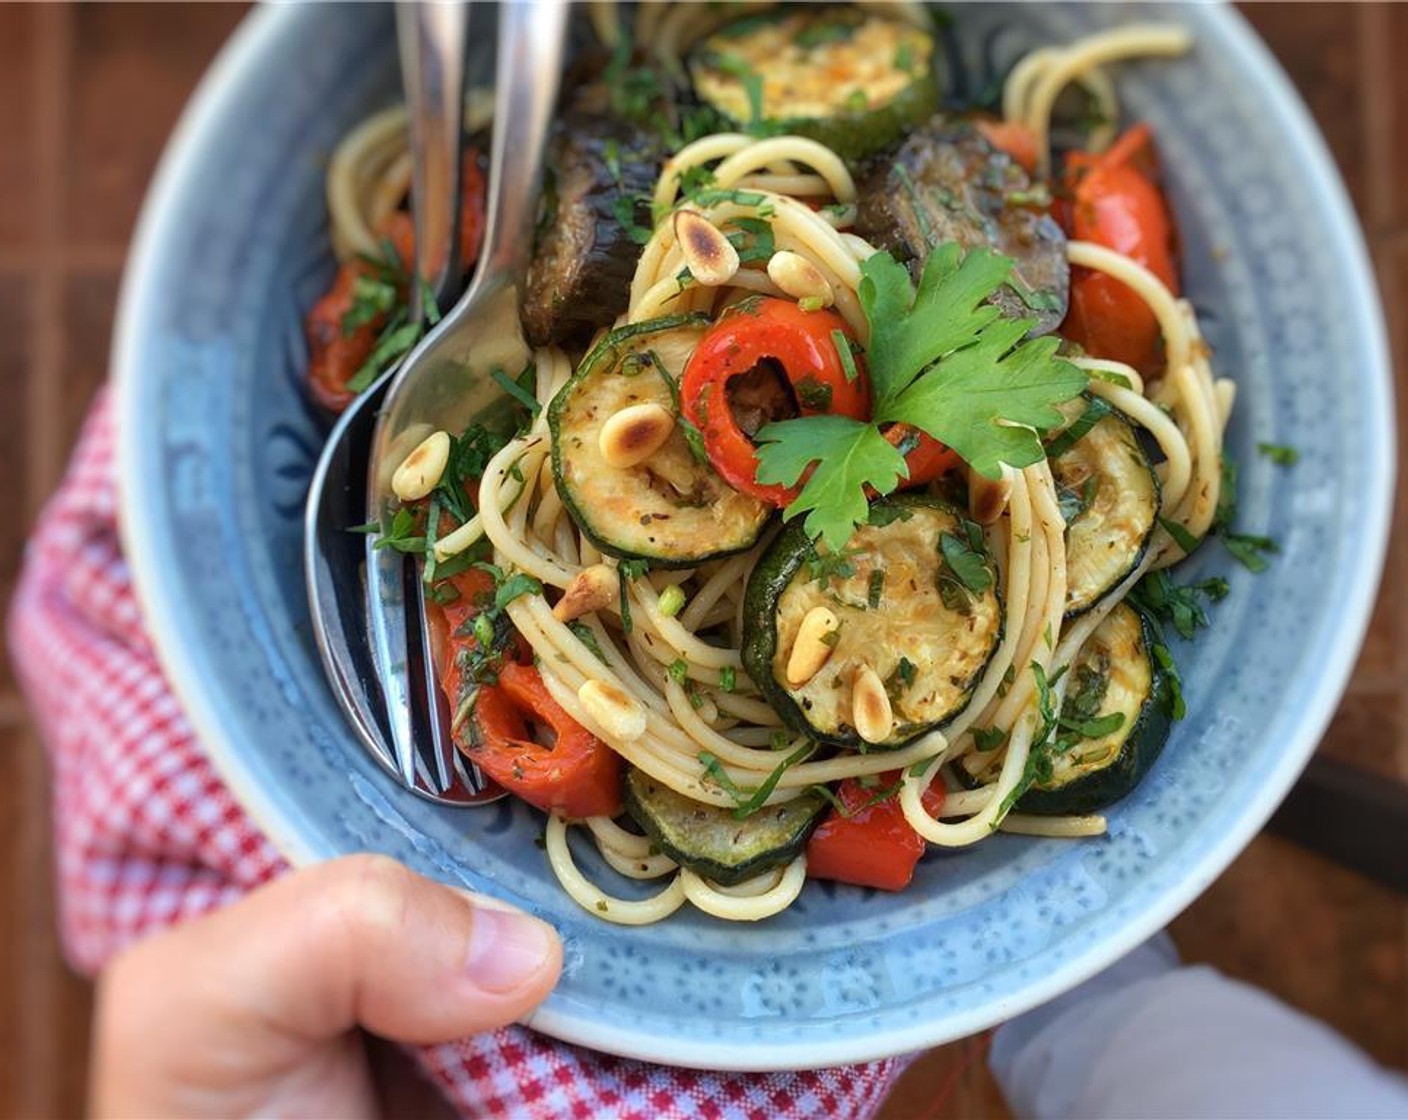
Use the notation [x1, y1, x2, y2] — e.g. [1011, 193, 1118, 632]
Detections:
[1, 5, 1405, 1117]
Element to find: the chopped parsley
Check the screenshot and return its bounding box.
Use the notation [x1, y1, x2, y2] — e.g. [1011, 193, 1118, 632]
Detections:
[1258, 442, 1299, 466]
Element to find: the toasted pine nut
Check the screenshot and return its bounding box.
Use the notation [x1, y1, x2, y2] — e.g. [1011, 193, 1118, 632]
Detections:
[391, 430, 451, 502]
[674, 209, 739, 287]
[785, 606, 840, 687]
[767, 250, 834, 307]
[579, 679, 648, 741]
[969, 470, 1013, 525]
[552, 564, 619, 622]
[599, 402, 675, 469]
[852, 664, 894, 744]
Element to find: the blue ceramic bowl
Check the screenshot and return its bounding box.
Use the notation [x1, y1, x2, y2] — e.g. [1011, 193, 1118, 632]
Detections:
[114, 3, 1393, 1070]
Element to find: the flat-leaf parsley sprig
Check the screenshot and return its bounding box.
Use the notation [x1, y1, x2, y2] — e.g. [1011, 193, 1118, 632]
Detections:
[753, 244, 1086, 549]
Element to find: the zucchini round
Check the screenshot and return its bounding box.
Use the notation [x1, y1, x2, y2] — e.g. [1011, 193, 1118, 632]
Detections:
[549, 315, 773, 566]
[963, 602, 1172, 815]
[689, 7, 940, 162]
[1049, 397, 1160, 617]
[623, 767, 824, 887]
[741, 495, 1004, 749]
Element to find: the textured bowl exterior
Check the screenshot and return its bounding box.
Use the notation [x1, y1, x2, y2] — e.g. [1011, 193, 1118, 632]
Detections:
[114, 3, 1393, 1069]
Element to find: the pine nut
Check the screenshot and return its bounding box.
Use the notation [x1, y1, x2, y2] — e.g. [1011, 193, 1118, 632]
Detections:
[852, 664, 894, 744]
[598, 402, 675, 469]
[969, 469, 1013, 525]
[552, 564, 619, 622]
[767, 250, 834, 307]
[579, 679, 648, 741]
[674, 209, 739, 287]
[391, 430, 451, 502]
[785, 606, 840, 687]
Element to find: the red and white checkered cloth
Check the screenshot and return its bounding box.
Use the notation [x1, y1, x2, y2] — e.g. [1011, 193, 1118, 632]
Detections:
[7, 391, 913, 1119]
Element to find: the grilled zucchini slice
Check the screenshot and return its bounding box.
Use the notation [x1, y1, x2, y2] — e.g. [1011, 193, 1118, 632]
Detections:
[623, 767, 825, 887]
[741, 495, 1003, 748]
[689, 7, 939, 162]
[549, 316, 772, 566]
[1049, 397, 1160, 617]
[962, 603, 1172, 815]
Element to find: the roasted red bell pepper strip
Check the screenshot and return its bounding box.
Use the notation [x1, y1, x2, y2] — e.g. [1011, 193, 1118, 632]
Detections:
[680, 298, 870, 505]
[805, 773, 944, 892]
[885, 424, 960, 489]
[974, 118, 1040, 175]
[462, 663, 623, 819]
[306, 152, 488, 413]
[1058, 124, 1179, 374]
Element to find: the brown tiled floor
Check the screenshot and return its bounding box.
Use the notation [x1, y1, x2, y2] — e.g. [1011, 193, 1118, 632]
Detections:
[0, 5, 1405, 1118]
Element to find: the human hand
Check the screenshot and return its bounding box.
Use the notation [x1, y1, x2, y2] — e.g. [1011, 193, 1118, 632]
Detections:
[90, 854, 562, 1119]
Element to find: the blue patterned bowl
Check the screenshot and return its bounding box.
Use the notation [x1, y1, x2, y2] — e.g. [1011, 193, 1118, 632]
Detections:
[113, 3, 1393, 1069]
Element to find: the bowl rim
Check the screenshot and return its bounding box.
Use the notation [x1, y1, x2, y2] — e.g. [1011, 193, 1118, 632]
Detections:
[112, 3, 1396, 1070]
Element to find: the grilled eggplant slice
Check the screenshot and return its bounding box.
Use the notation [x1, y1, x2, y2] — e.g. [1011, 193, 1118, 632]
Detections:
[524, 114, 660, 348]
[854, 117, 1069, 333]
[689, 7, 939, 162]
[1048, 397, 1160, 617]
[963, 603, 1172, 815]
[742, 495, 1003, 748]
[623, 767, 825, 887]
[549, 315, 772, 566]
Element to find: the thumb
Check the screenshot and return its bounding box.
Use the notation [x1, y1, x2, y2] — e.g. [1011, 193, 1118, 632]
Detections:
[96, 855, 561, 1084]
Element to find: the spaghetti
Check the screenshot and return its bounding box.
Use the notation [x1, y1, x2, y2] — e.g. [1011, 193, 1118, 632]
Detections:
[319, 11, 1234, 925]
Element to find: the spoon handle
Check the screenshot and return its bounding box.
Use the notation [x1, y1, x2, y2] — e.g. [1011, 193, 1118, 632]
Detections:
[396, 1, 468, 318]
[477, 0, 570, 280]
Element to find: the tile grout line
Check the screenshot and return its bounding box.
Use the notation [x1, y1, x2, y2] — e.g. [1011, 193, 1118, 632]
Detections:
[19, 8, 73, 1120]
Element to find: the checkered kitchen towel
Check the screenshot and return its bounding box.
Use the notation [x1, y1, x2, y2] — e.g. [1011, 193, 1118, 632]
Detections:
[7, 391, 912, 1119]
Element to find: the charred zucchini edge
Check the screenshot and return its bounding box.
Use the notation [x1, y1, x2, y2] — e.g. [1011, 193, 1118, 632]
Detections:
[622, 767, 824, 887]
[741, 494, 1004, 749]
[548, 313, 771, 568]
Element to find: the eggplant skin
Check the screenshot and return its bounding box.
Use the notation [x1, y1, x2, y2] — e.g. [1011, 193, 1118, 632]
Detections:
[523, 115, 660, 348]
[854, 116, 1070, 335]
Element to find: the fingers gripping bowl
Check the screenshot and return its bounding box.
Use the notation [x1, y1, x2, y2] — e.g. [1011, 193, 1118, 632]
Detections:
[115, 2, 1392, 1069]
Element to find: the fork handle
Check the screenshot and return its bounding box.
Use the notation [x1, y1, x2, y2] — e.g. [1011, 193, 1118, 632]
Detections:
[396, 1, 467, 319]
[476, 0, 570, 282]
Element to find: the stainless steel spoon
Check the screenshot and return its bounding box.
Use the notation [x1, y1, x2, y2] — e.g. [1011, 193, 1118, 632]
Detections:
[306, 1, 568, 804]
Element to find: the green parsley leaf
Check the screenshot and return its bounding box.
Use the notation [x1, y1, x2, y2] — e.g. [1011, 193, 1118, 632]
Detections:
[866, 568, 885, 609]
[755, 415, 906, 548]
[1043, 396, 1112, 460]
[491, 365, 541, 418]
[939, 531, 993, 593]
[341, 274, 398, 336]
[567, 621, 609, 664]
[1224, 532, 1278, 573]
[972, 726, 1007, 752]
[718, 666, 737, 693]
[494, 572, 543, 609]
[1258, 442, 1299, 466]
[831, 328, 860, 383]
[753, 244, 1084, 550]
[1159, 517, 1202, 556]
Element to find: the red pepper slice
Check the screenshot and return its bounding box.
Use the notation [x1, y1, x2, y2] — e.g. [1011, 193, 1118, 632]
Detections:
[462, 663, 623, 819]
[1057, 124, 1180, 374]
[306, 151, 488, 413]
[805, 773, 944, 892]
[974, 118, 1040, 175]
[680, 298, 870, 505]
[884, 424, 960, 489]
